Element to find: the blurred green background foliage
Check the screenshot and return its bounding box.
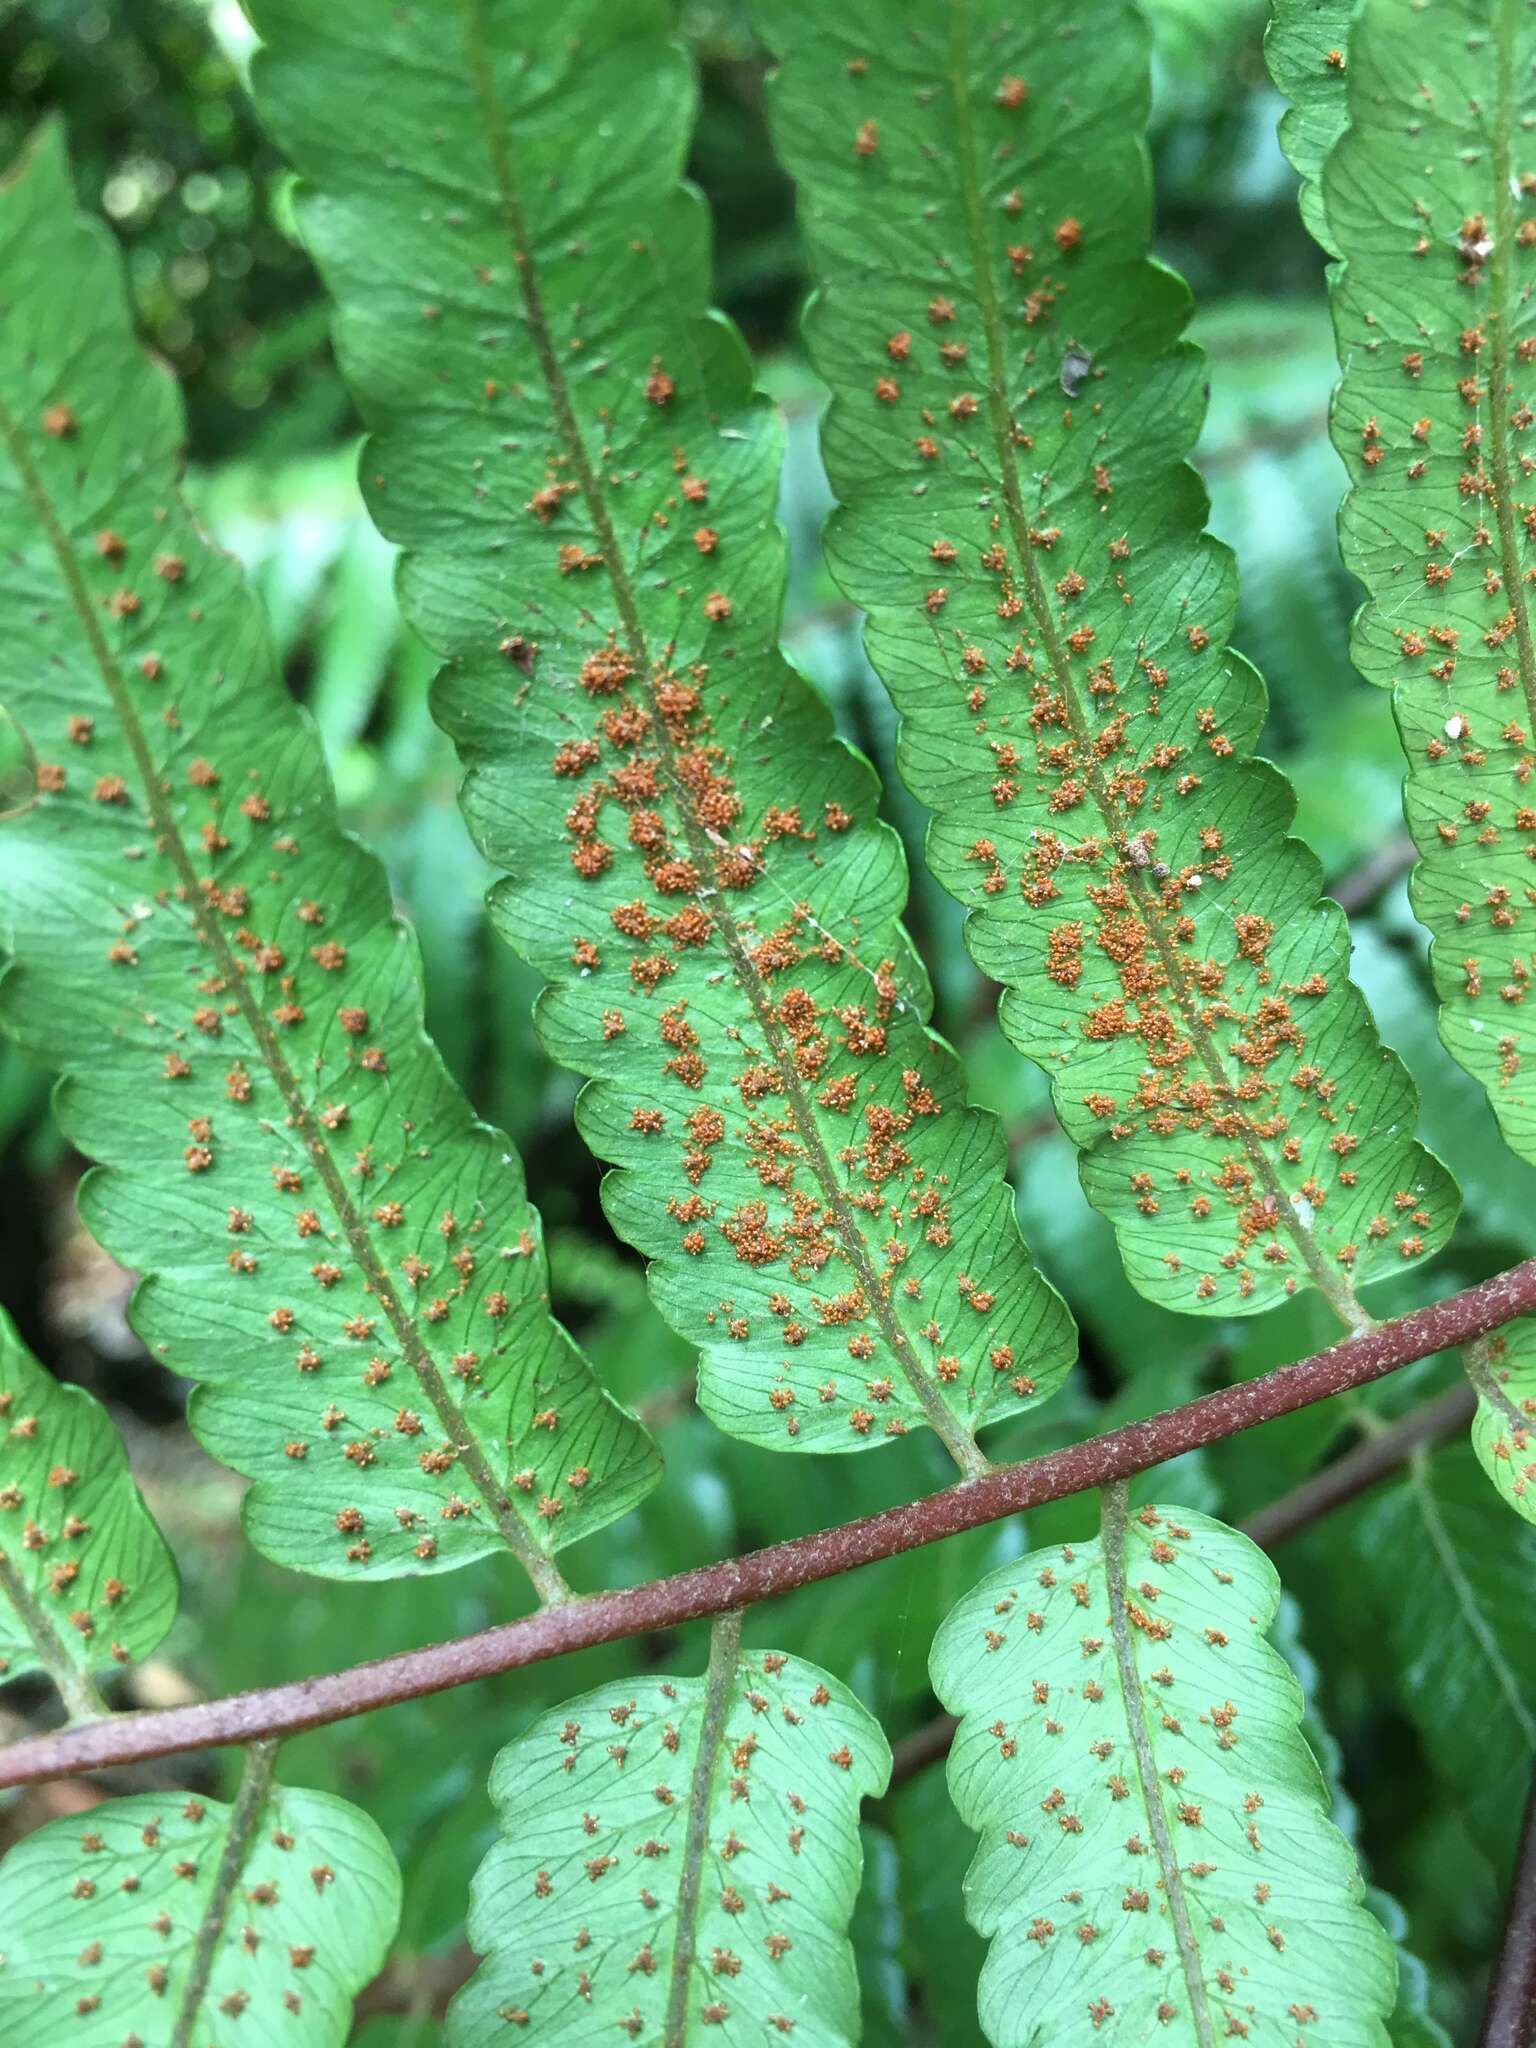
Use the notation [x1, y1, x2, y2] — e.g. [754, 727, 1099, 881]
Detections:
[0, 3, 1529, 2042]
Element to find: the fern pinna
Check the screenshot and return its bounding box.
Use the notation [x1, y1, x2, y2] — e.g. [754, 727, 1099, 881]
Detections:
[0, 1, 1534, 2044]
[759, 0, 1457, 1332]
[250, 0, 1076, 1481]
[1279, 0, 1536, 1164]
[0, 1308, 176, 1719]
[933, 1496, 1397, 2047]
[0, 122, 655, 1596]
[1264, 0, 1536, 1525]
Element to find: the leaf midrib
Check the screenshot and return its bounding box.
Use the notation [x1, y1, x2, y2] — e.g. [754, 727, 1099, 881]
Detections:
[662, 1611, 743, 2046]
[943, 0, 1369, 1329]
[455, 0, 989, 1477]
[1101, 1482, 1219, 2048]
[167, 1740, 279, 2048]
[0, 1547, 106, 1721]
[0, 386, 567, 1603]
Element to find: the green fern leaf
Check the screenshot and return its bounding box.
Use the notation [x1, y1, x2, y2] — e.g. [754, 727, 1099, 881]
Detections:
[931, 1492, 1397, 2045]
[1286, 0, 1536, 1161]
[248, 0, 1076, 1475]
[1266, 0, 1358, 254]
[0, 1307, 176, 1717]
[1268, 1597, 1452, 2048]
[0, 122, 657, 1592]
[0, 1757, 400, 2044]
[757, 0, 1456, 1324]
[449, 1619, 889, 2044]
[1468, 1321, 1536, 1523]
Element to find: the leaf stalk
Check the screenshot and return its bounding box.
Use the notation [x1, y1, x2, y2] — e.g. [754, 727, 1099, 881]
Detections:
[3, 1254, 1534, 1787]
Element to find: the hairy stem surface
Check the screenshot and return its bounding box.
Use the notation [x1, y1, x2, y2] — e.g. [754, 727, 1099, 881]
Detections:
[4, 1256, 1532, 1786]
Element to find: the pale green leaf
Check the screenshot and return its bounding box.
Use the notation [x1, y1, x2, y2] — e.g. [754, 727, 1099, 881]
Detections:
[930, 1497, 1396, 2045]
[0, 1306, 176, 1714]
[758, 0, 1456, 1323]
[0, 1772, 400, 2045]
[248, 0, 1076, 1476]
[1265, 0, 1359, 254]
[449, 1626, 890, 2044]
[1468, 1319, 1536, 1523]
[0, 122, 657, 1590]
[1270, 1595, 1454, 2048]
[1304, 0, 1536, 1160]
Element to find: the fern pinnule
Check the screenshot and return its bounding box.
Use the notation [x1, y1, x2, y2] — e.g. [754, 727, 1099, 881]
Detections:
[0, 123, 657, 1593]
[250, 0, 1077, 1476]
[760, 0, 1456, 1324]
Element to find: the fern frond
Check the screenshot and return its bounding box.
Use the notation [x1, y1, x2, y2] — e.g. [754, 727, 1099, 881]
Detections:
[758, 0, 1456, 1322]
[450, 1617, 889, 2044]
[1273, 0, 1536, 1162]
[1266, 0, 1357, 254]
[0, 1749, 400, 2044]
[0, 123, 657, 1591]
[0, 1308, 176, 1718]
[248, 0, 1076, 1474]
[931, 1493, 1397, 2045]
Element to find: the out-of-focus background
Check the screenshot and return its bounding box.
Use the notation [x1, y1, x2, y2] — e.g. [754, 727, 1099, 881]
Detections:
[0, 3, 1530, 2041]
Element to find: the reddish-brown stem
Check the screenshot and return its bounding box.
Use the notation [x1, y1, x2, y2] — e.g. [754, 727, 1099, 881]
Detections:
[1481, 1763, 1536, 2048]
[3, 1257, 1533, 1790]
[882, 1373, 1477, 1795]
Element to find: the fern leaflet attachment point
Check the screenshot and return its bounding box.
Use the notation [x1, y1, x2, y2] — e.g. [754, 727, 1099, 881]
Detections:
[931, 1495, 1398, 2045]
[0, 1742, 401, 2045]
[1466, 1321, 1536, 1522]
